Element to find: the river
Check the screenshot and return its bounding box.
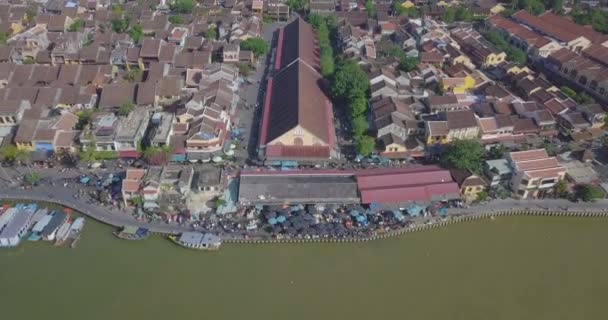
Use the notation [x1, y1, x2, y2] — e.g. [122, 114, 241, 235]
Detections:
[1, 215, 607, 320]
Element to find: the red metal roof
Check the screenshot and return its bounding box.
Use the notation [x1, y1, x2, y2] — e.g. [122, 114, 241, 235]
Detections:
[359, 182, 460, 204]
[274, 28, 284, 71]
[356, 165, 460, 204]
[259, 77, 274, 145]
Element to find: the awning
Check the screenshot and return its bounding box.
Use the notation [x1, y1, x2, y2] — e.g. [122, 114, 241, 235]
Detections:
[32, 150, 52, 162]
[187, 152, 212, 161]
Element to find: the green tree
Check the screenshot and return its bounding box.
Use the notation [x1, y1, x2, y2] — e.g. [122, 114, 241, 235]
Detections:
[143, 146, 172, 165]
[560, 86, 577, 99]
[118, 102, 135, 116]
[320, 48, 335, 77]
[356, 135, 376, 156]
[129, 24, 143, 43]
[124, 67, 142, 82]
[112, 4, 123, 16]
[542, 140, 556, 156]
[25, 9, 37, 24]
[474, 190, 489, 204]
[350, 97, 368, 118]
[487, 144, 508, 159]
[352, 115, 369, 136]
[0, 145, 19, 162]
[205, 26, 217, 40]
[78, 141, 99, 163]
[576, 184, 604, 202]
[400, 56, 419, 72]
[131, 196, 144, 207]
[168, 15, 184, 24]
[25, 172, 41, 186]
[240, 37, 269, 57]
[23, 57, 35, 64]
[75, 110, 93, 130]
[554, 180, 569, 198]
[68, 19, 86, 32]
[441, 139, 485, 173]
[455, 6, 473, 21]
[170, 0, 195, 14]
[507, 47, 527, 64]
[550, 0, 564, 14]
[0, 32, 7, 45]
[442, 7, 456, 23]
[238, 63, 252, 77]
[331, 60, 370, 102]
[366, 0, 377, 18]
[576, 92, 595, 105]
[287, 0, 306, 11]
[308, 15, 335, 77]
[111, 17, 130, 33]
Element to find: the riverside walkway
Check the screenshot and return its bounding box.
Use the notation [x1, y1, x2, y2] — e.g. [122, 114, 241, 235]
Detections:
[2, 185, 608, 240]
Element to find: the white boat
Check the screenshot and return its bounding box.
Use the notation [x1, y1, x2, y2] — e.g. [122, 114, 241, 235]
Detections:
[54, 220, 72, 246]
[68, 217, 85, 239]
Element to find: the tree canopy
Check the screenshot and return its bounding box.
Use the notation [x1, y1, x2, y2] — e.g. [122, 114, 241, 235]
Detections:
[330, 60, 374, 156]
[129, 24, 143, 43]
[168, 15, 184, 24]
[68, 19, 85, 32]
[111, 17, 130, 33]
[170, 0, 195, 14]
[143, 146, 172, 165]
[365, 0, 376, 18]
[572, 8, 608, 34]
[576, 184, 604, 202]
[118, 102, 135, 116]
[308, 14, 336, 77]
[483, 30, 527, 64]
[240, 37, 269, 57]
[287, 0, 306, 12]
[205, 26, 217, 41]
[440, 140, 485, 173]
[331, 60, 370, 102]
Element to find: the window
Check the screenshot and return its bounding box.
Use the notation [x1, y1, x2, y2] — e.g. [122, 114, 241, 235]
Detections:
[517, 189, 525, 196]
[521, 179, 529, 186]
[293, 127, 303, 136]
[476, 186, 482, 191]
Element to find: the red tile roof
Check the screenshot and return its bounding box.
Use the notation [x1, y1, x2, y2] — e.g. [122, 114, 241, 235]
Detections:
[487, 14, 550, 49]
[513, 10, 579, 43]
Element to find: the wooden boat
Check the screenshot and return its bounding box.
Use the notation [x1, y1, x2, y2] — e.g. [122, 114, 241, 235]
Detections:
[68, 217, 85, 248]
[169, 232, 221, 251]
[54, 219, 72, 246]
[113, 226, 150, 240]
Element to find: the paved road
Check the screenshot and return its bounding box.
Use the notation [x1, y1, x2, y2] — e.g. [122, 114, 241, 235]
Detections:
[0, 184, 192, 235]
[3, 181, 608, 238]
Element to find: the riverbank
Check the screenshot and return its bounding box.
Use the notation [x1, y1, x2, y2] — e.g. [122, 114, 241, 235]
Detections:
[3, 194, 608, 245]
[1, 215, 607, 320]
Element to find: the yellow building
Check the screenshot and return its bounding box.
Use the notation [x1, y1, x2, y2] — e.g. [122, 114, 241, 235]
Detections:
[425, 121, 449, 145]
[441, 75, 476, 94]
[451, 170, 488, 202]
[401, 1, 415, 9]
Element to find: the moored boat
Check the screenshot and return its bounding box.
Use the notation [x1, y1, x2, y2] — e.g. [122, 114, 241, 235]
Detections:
[169, 232, 221, 251]
[113, 226, 150, 240]
[54, 219, 72, 246]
